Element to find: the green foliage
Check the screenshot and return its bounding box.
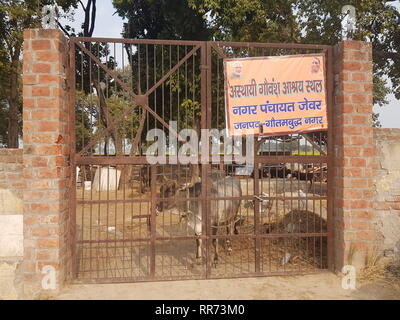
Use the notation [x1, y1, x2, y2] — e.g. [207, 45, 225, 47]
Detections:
[113, 0, 211, 40]
[75, 90, 96, 152]
[112, 0, 400, 128]
[106, 91, 140, 138]
[165, 70, 202, 129]
[372, 74, 391, 126]
[372, 112, 382, 127]
[0, 0, 79, 147]
[179, 99, 201, 129]
[189, 0, 299, 42]
[296, 0, 399, 121]
[0, 0, 397, 148]
[112, 0, 210, 140]
[75, 65, 142, 154]
[187, 0, 400, 123]
[373, 75, 391, 107]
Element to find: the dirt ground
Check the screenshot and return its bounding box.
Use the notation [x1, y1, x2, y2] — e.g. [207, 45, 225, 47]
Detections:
[54, 272, 400, 300]
[63, 172, 400, 300]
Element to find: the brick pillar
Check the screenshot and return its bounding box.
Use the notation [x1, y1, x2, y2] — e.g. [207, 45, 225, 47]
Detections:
[333, 40, 379, 270]
[22, 29, 71, 297]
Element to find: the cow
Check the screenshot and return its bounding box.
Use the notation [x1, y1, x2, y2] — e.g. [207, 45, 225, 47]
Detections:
[284, 163, 314, 191]
[155, 172, 242, 267]
[268, 165, 291, 179]
[137, 166, 172, 193]
[244, 192, 274, 214]
[258, 164, 292, 179]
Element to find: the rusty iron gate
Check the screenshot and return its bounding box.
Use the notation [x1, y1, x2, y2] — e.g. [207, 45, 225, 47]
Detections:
[69, 37, 333, 283]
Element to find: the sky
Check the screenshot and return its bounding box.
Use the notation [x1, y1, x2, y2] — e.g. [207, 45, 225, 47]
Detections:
[60, 1, 400, 129]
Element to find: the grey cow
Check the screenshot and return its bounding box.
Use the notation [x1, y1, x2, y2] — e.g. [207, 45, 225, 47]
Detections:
[156, 173, 242, 267]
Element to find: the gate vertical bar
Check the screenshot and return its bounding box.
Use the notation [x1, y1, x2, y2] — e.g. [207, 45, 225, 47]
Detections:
[200, 42, 209, 277]
[254, 159, 261, 273]
[204, 41, 212, 278]
[150, 165, 157, 278]
[326, 47, 335, 271]
[206, 42, 212, 130]
[69, 39, 77, 279]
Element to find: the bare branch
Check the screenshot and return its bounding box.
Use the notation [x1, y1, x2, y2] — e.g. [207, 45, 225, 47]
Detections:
[57, 21, 71, 37]
[78, 0, 86, 11]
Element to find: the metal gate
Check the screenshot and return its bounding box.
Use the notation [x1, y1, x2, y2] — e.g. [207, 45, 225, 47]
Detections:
[69, 38, 333, 283]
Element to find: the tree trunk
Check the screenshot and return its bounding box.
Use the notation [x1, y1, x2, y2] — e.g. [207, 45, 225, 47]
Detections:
[121, 110, 147, 190]
[7, 100, 19, 148]
[7, 52, 21, 148]
[92, 79, 123, 156]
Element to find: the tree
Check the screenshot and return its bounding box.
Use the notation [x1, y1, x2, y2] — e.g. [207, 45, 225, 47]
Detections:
[112, 0, 210, 136]
[0, 0, 79, 147]
[70, 1, 131, 157]
[188, 0, 400, 125]
[111, 0, 400, 142]
[112, 0, 213, 182]
[297, 0, 399, 125]
[189, 0, 299, 43]
[113, 0, 210, 40]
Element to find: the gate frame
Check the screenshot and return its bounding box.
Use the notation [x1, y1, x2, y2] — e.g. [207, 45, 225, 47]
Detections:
[204, 41, 335, 273]
[68, 37, 335, 283]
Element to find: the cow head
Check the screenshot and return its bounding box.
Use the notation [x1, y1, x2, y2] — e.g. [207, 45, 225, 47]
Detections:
[156, 178, 178, 213]
[155, 177, 201, 214]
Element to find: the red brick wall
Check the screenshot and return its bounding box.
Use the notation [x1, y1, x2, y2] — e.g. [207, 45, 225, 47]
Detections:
[0, 149, 24, 200]
[0, 149, 24, 261]
[22, 29, 71, 296]
[332, 40, 379, 269]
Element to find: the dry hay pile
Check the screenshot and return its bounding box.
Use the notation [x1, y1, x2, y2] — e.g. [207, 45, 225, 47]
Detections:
[234, 210, 328, 269]
[359, 255, 400, 292]
[263, 210, 328, 269]
[264, 209, 327, 234]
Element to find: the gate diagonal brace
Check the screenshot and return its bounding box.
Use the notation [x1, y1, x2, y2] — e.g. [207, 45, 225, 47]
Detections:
[75, 42, 176, 149]
[75, 41, 199, 150]
[77, 101, 138, 156]
[301, 133, 327, 156]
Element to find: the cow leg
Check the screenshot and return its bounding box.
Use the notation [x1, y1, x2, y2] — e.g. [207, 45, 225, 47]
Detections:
[234, 221, 239, 235]
[146, 216, 151, 232]
[195, 238, 202, 264]
[226, 225, 233, 255]
[212, 227, 219, 267]
[212, 238, 219, 267]
[308, 177, 313, 193]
